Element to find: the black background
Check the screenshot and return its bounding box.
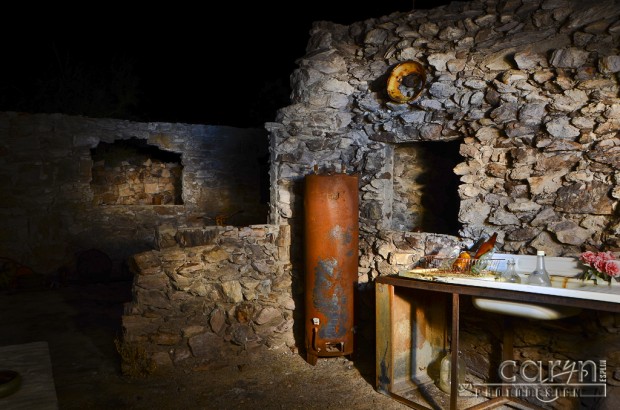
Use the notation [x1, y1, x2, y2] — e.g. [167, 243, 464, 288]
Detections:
[1, 1, 450, 127]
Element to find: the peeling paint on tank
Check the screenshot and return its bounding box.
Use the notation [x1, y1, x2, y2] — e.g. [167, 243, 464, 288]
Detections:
[328, 225, 354, 245]
[329, 225, 343, 240]
[342, 228, 353, 245]
[313, 257, 349, 339]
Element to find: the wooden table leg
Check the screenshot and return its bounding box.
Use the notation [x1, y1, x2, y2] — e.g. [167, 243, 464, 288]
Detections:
[450, 293, 459, 410]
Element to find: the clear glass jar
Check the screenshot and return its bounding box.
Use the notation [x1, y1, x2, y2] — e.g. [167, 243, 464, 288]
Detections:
[439, 350, 466, 393]
[499, 258, 521, 283]
[471, 246, 495, 275]
[527, 250, 551, 286]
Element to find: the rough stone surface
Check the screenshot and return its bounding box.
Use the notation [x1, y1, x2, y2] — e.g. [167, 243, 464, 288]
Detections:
[121, 224, 293, 363]
[268, 0, 620, 275]
[0, 112, 269, 274]
[265, 0, 620, 402]
[4, 1, 620, 405]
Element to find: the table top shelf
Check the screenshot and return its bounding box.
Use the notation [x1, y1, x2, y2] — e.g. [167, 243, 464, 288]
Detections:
[376, 274, 620, 313]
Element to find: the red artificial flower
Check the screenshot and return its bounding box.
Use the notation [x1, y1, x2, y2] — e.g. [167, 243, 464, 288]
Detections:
[580, 251, 618, 283]
[580, 251, 597, 265]
[593, 251, 615, 271]
[604, 260, 620, 277]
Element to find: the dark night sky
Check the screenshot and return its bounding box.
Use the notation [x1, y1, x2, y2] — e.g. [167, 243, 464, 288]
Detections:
[1, 1, 450, 127]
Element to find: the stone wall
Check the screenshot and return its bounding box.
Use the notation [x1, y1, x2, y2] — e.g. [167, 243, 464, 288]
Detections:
[91, 138, 183, 206]
[3, 2, 620, 402]
[122, 224, 293, 369]
[268, 0, 620, 282]
[266, 0, 620, 405]
[0, 112, 268, 277]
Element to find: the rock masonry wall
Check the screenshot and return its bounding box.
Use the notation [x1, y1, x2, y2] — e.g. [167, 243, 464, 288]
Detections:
[264, 0, 620, 405]
[0, 112, 268, 276]
[122, 224, 293, 368]
[267, 0, 620, 283]
[7, 1, 620, 398]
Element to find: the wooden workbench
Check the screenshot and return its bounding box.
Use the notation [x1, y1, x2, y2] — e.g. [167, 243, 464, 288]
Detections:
[375, 274, 620, 410]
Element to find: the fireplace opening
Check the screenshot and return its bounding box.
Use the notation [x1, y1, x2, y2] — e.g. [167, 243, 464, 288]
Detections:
[90, 138, 183, 205]
[392, 140, 462, 235]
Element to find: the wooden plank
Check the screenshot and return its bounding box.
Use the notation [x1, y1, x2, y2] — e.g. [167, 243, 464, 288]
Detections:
[376, 281, 394, 394]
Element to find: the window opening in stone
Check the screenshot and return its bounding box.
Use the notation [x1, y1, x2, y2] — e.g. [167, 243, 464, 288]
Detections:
[392, 140, 462, 235]
[90, 138, 183, 205]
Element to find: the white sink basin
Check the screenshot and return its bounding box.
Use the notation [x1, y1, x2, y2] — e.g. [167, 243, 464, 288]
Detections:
[471, 272, 585, 320]
[472, 254, 594, 320]
[471, 297, 582, 320]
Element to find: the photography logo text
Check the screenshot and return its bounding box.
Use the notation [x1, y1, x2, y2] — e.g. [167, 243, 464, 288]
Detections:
[460, 359, 607, 403]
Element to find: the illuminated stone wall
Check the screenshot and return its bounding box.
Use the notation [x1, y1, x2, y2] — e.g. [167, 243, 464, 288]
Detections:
[0, 112, 268, 277]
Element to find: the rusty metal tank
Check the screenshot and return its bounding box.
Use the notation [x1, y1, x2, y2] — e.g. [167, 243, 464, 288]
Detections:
[303, 172, 359, 365]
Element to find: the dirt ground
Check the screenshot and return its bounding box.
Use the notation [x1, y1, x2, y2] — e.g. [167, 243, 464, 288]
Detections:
[0, 281, 411, 410]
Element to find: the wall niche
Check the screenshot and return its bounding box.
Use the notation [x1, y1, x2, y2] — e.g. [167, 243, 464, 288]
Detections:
[90, 137, 183, 205]
[392, 140, 462, 235]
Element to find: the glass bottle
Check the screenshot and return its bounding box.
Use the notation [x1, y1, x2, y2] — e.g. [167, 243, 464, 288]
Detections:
[438, 350, 467, 394]
[499, 258, 521, 283]
[527, 250, 551, 286]
[473, 232, 498, 260]
[468, 234, 488, 257]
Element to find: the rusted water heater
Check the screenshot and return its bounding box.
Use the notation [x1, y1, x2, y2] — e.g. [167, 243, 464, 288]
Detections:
[304, 172, 359, 365]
